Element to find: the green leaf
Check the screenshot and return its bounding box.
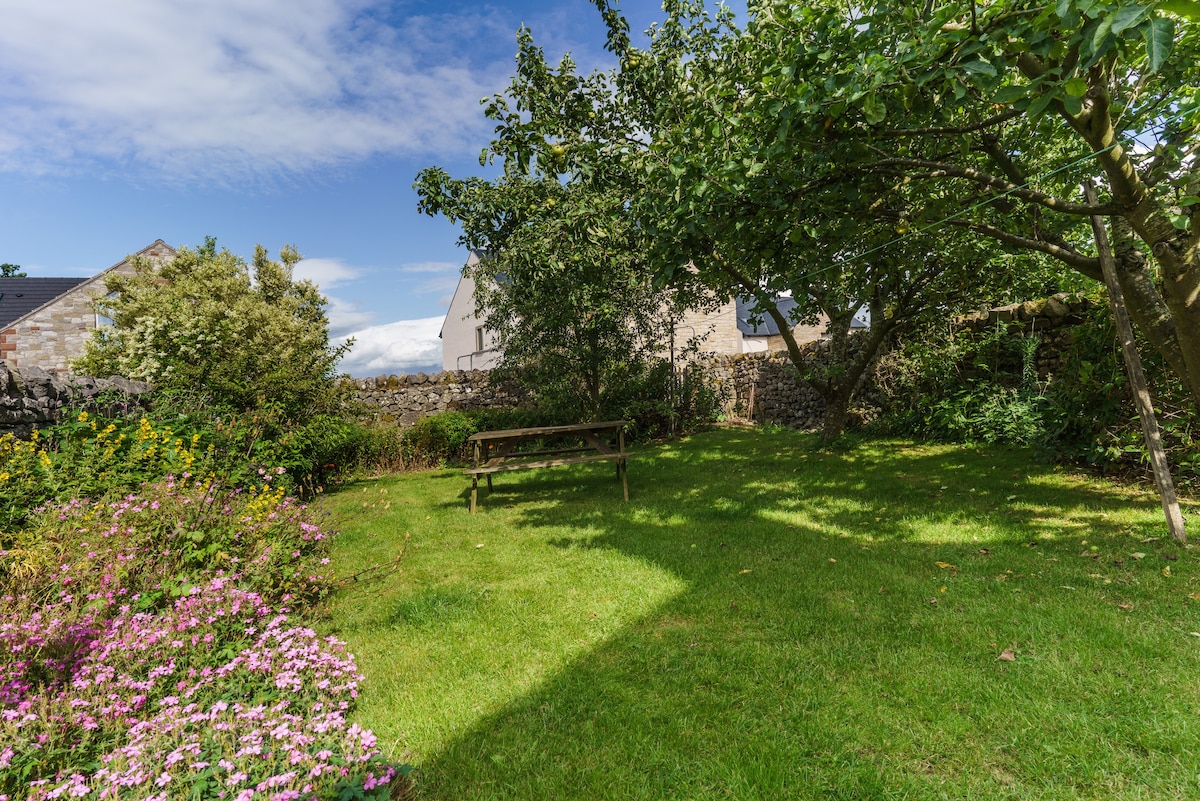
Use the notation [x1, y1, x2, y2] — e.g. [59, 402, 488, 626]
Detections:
[1028, 91, 1057, 117]
[863, 92, 886, 125]
[1110, 4, 1151, 33]
[1091, 15, 1114, 53]
[1063, 93, 1084, 115]
[1159, 0, 1200, 19]
[1170, 212, 1190, 229]
[1142, 17, 1175, 72]
[962, 59, 998, 77]
[992, 85, 1030, 104]
[1065, 77, 1089, 96]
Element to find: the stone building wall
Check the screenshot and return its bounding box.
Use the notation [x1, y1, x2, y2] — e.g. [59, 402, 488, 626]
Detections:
[678, 299, 743, 356]
[1, 240, 176, 372]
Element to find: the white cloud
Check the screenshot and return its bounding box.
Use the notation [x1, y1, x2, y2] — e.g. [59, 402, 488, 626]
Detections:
[292, 257, 374, 336]
[294, 257, 360, 288]
[337, 315, 443, 377]
[0, 0, 514, 180]
[400, 260, 461, 274]
[324, 298, 376, 340]
[398, 259, 463, 305]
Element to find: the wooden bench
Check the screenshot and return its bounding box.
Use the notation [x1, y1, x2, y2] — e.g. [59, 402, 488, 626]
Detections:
[465, 421, 629, 513]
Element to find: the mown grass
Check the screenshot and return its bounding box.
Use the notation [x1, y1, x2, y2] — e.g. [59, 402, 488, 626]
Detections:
[320, 427, 1200, 800]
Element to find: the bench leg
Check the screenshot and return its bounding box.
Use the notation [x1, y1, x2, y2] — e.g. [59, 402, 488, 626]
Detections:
[620, 458, 629, 502]
[486, 473, 493, 492]
[470, 474, 478, 514]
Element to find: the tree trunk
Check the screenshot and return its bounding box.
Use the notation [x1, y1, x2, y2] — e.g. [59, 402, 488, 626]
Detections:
[816, 315, 894, 443]
[1060, 89, 1200, 403]
[821, 388, 855, 443]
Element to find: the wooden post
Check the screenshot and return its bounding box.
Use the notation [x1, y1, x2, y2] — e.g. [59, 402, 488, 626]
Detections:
[1084, 181, 1186, 543]
[619, 428, 629, 501]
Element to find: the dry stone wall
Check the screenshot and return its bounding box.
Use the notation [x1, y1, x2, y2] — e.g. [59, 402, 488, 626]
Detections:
[350, 370, 528, 427]
[353, 294, 1094, 433]
[952, 292, 1093, 380]
[0, 364, 151, 437]
[697, 292, 1096, 430]
[699, 351, 825, 428]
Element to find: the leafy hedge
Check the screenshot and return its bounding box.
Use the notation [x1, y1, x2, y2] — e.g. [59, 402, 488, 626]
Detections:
[873, 294, 1200, 484]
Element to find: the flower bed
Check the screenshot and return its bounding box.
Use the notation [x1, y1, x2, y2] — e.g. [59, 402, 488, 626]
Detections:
[1, 480, 406, 799]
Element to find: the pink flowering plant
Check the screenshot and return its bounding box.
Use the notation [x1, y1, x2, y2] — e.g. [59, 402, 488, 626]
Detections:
[1, 449, 409, 798]
[3, 470, 331, 611]
[2, 577, 404, 799]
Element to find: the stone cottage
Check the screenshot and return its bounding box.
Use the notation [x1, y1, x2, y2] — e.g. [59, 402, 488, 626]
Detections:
[439, 250, 863, 370]
[0, 240, 176, 372]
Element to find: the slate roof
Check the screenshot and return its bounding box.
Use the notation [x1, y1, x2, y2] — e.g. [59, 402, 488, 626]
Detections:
[735, 296, 868, 336]
[0, 278, 88, 329]
[735, 296, 799, 336]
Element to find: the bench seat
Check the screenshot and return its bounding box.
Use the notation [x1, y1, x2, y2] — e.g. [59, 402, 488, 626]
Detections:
[465, 452, 623, 475]
[465, 421, 629, 512]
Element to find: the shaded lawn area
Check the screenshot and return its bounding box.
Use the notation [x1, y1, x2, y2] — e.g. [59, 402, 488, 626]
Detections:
[320, 427, 1200, 800]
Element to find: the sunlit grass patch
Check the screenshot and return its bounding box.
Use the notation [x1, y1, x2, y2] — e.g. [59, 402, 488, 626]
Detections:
[322, 428, 1200, 800]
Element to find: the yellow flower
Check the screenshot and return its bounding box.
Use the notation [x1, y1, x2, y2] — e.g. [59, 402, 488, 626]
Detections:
[78, 411, 89, 423]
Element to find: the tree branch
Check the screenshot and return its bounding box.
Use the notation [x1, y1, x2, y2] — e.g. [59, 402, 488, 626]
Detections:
[943, 218, 1102, 276]
[869, 157, 1120, 215]
[878, 108, 1023, 138]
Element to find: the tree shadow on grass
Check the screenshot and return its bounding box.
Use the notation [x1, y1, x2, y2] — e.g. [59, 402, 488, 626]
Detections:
[399, 430, 1200, 800]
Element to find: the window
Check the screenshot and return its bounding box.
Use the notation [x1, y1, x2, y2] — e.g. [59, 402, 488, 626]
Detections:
[95, 292, 117, 328]
[475, 326, 485, 352]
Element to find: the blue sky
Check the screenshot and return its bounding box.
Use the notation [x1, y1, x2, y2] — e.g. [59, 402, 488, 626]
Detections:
[0, 0, 708, 376]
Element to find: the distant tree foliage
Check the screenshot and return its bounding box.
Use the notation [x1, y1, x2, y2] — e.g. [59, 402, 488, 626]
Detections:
[75, 237, 349, 418]
[0, 263, 26, 277]
[416, 35, 716, 423]
[419, 7, 1058, 440]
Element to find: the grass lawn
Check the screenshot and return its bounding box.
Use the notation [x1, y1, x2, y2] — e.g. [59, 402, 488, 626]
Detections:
[319, 427, 1200, 800]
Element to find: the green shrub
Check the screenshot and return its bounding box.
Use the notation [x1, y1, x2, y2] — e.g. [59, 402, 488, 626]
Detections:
[122, 389, 405, 494]
[399, 408, 559, 469]
[918, 383, 1048, 445]
[874, 323, 1048, 445]
[401, 410, 479, 468]
[1038, 298, 1200, 484]
[618, 361, 720, 440]
[0, 411, 214, 531]
[874, 294, 1200, 485]
[74, 238, 348, 423]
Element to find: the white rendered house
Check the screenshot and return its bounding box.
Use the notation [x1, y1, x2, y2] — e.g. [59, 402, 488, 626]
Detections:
[438, 251, 860, 371]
